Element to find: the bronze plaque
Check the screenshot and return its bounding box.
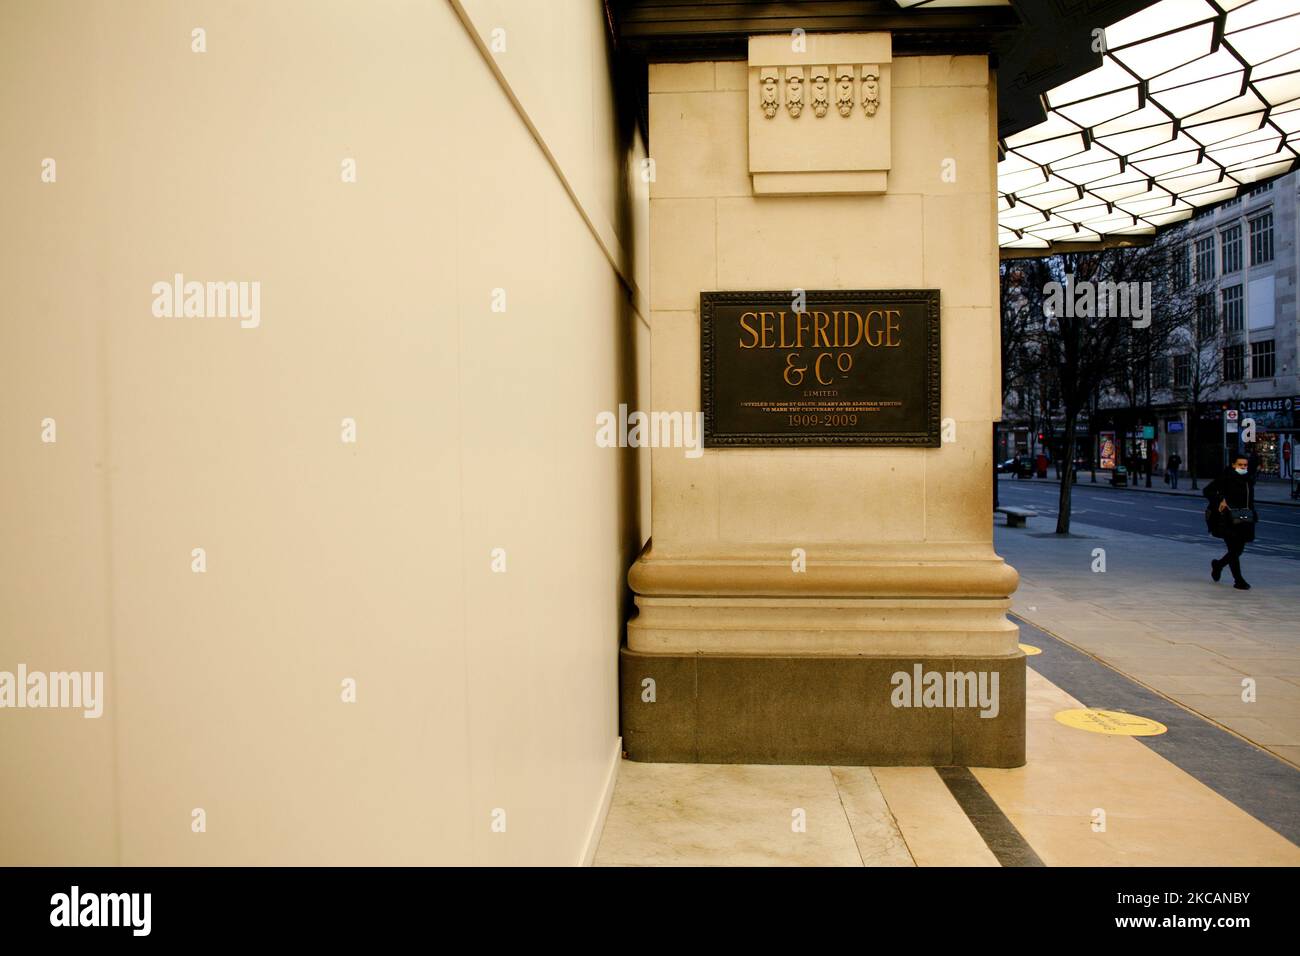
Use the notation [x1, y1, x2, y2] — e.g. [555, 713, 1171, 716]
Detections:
[701, 290, 940, 446]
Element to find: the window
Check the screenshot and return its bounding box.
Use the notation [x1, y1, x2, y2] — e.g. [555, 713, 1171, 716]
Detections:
[1222, 285, 1243, 333]
[1173, 353, 1190, 389]
[1220, 224, 1242, 273]
[1153, 356, 1170, 388]
[1196, 293, 1216, 338]
[1249, 212, 1273, 265]
[1251, 339, 1275, 379]
[1173, 243, 1190, 291]
[1223, 343, 1245, 382]
[1247, 181, 1273, 195]
[1222, 196, 1241, 209]
[1195, 235, 1215, 281]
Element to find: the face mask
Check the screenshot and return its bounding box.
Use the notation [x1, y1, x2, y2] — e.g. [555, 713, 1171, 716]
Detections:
[1234, 467, 1248, 475]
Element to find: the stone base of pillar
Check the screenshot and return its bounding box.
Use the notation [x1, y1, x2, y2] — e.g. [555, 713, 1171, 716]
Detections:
[620, 647, 1025, 767]
[621, 547, 1025, 767]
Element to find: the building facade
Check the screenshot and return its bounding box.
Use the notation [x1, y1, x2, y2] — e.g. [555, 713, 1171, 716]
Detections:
[998, 172, 1299, 485]
[7, 0, 1296, 867]
[1156, 171, 1299, 479]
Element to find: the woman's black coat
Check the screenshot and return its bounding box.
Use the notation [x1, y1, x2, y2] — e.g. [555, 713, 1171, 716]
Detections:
[1203, 467, 1254, 542]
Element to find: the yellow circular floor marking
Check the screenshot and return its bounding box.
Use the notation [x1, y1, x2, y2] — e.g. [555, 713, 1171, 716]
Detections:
[1019, 643, 1042, 656]
[1054, 708, 1167, 736]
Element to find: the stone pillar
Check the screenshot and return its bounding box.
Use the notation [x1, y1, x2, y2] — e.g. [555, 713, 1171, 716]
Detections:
[621, 35, 1024, 767]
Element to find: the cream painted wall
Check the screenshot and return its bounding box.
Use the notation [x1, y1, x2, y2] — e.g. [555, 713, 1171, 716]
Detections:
[0, 0, 647, 865]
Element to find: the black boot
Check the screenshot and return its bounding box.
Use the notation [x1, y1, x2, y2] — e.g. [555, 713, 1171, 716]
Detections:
[1233, 579, 1251, 590]
[1211, 559, 1223, 582]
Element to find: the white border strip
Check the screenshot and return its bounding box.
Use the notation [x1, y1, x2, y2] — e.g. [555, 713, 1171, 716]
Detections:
[579, 736, 623, 867]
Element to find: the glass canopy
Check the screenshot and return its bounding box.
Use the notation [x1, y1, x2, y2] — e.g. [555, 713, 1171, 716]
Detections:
[997, 0, 1300, 249]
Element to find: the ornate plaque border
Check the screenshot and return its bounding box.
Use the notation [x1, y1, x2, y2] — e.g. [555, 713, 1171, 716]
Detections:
[700, 289, 941, 447]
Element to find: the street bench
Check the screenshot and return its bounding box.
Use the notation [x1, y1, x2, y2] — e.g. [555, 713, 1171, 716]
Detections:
[996, 506, 1037, 528]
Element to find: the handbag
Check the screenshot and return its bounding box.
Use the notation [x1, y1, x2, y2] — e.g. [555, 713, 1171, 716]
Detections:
[1226, 482, 1257, 541]
[1206, 480, 1255, 536]
[1228, 507, 1257, 527]
[1231, 479, 1257, 526]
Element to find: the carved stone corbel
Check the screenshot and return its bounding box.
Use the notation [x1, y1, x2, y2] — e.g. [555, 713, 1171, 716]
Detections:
[811, 66, 829, 117]
[862, 64, 880, 117]
[785, 67, 805, 118]
[835, 65, 854, 117]
[746, 33, 893, 195]
[760, 67, 780, 119]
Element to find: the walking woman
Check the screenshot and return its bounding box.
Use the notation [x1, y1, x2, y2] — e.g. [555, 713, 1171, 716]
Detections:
[1204, 454, 1256, 590]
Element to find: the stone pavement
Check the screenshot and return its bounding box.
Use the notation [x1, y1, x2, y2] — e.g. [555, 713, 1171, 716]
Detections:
[1000, 472, 1299, 506]
[595, 663, 1300, 866]
[996, 516, 1300, 767]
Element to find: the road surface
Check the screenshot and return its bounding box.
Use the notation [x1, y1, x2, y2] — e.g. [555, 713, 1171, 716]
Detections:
[998, 478, 1300, 561]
